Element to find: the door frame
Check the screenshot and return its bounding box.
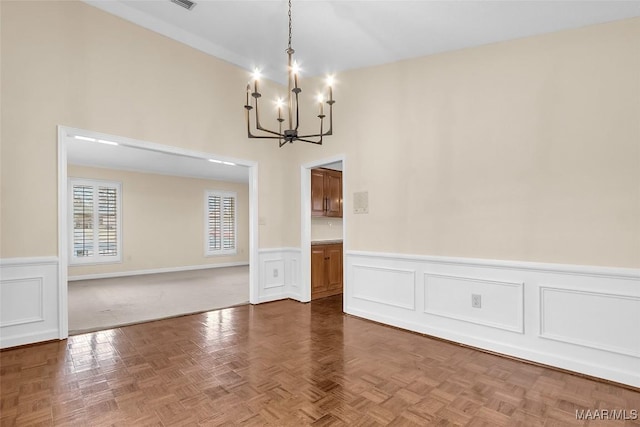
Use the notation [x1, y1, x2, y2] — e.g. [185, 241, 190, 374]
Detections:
[57, 125, 259, 338]
[300, 154, 346, 306]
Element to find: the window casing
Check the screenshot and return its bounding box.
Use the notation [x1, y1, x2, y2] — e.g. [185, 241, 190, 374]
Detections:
[205, 190, 237, 256]
[69, 178, 122, 265]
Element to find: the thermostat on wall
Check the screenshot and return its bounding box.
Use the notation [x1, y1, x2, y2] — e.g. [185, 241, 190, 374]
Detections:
[353, 191, 369, 214]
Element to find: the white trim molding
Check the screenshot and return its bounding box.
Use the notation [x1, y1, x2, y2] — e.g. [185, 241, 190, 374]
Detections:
[1, 257, 60, 349]
[345, 250, 640, 388]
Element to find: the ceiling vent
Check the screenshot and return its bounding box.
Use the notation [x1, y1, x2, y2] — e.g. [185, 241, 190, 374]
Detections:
[170, 0, 196, 11]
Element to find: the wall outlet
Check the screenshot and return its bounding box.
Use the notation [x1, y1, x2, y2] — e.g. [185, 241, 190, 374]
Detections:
[472, 294, 482, 308]
[273, 269, 279, 278]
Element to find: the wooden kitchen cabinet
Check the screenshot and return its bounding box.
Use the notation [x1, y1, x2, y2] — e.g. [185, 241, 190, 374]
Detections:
[311, 242, 343, 300]
[311, 168, 342, 218]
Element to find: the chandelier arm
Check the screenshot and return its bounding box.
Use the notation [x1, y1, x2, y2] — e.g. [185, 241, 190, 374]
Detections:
[253, 97, 271, 134]
[297, 116, 332, 138]
[254, 125, 283, 137]
[247, 134, 286, 140]
[279, 119, 285, 147]
[246, 108, 283, 138]
[253, 105, 284, 137]
[302, 110, 323, 139]
[296, 137, 323, 145]
[296, 130, 330, 138]
[327, 103, 334, 135]
[245, 107, 264, 139]
[296, 131, 331, 139]
[294, 90, 300, 131]
[246, 110, 257, 138]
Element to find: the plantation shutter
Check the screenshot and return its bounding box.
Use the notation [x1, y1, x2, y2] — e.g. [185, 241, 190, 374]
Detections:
[98, 186, 118, 256]
[70, 179, 121, 264]
[222, 196, 236, 250]
[73, 185, 94, 257]
[206, 191, 237, 255]
[207, 195, 222, 251]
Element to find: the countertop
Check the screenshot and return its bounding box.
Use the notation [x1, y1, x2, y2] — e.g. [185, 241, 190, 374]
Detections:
[311, 239, 343, 246]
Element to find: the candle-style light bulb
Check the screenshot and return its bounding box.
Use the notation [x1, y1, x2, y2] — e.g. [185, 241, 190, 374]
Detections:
[291, 61, 300, 89]
[317, 94, 324, 116]
[326, 74, 334, 102]
[252, 68, 261, 93]
[275, 97, 284, 119]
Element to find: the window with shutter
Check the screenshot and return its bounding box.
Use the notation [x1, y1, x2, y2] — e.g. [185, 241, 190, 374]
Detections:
[205, 190, 237, 256]
[69, 178, 122, 265]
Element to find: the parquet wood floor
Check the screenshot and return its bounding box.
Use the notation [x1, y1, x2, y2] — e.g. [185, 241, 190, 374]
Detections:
[1, 295, 638, 426]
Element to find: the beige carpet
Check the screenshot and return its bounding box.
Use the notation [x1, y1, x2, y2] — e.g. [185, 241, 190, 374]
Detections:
[68, 266, 249, 335]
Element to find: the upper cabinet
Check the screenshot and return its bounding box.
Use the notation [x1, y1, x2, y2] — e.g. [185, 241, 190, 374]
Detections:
[311, 168, 342, 218]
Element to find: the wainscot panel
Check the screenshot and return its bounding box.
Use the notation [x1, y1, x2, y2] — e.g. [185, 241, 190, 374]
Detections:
[352, 264, 416, 310]
[345, 251, 640, 388]
[258, 248, 302, 303]
[540, 286, 640, 358]
[424, 274, 523, 333]
[0, 257, 60, 348]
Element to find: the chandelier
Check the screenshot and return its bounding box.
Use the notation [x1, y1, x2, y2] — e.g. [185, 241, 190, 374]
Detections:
[244, 0, 335, 147]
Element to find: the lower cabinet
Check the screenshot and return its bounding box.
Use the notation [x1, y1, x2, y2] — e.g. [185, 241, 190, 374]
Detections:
[311, 243, 343, 300]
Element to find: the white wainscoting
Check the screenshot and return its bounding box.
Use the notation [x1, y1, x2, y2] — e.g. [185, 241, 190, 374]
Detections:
[0, 257, 60, 349]
[257, 248, 302, 303]
[345, 251, 640, 388]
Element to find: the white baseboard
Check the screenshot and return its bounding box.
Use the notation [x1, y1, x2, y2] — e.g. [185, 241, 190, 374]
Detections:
[68, 261, 249, 281]
[345, 251, 640, 388]
[1, 257, 60, 349]
[0, 329, 60, 349]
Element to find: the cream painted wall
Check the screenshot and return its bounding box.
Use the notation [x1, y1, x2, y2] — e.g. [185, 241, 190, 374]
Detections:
[293, 18, 640, 268]
[0, 1, 299, 260]
[67, 165, 249, 276]
[1, 1, 638, 269]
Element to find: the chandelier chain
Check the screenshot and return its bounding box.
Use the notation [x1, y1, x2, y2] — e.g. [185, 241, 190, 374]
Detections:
[288, 0, 292, 50]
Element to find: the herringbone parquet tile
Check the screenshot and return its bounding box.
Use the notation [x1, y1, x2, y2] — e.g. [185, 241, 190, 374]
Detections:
[1, 295, 638, 426]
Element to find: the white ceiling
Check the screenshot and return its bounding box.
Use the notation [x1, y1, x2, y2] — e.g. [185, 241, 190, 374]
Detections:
[67, 137, 250, 183]
[74, 1, 639, 180]
[86, 0, 640, 83]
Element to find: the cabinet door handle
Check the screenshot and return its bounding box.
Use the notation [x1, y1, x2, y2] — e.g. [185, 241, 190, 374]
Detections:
[324, 197, 328, 211]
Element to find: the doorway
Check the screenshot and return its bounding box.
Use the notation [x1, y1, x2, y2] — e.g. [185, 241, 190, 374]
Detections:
[57, 126, 259, 337]
[300, 155, 346, 307]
